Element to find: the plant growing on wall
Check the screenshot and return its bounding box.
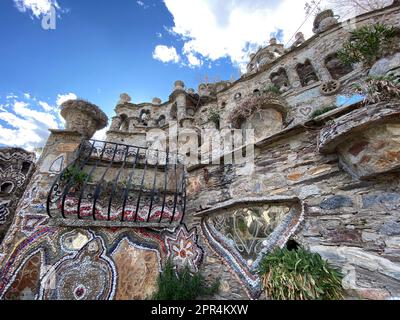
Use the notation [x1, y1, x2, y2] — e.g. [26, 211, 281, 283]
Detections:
[153, 260, 220, 300]
[207, 107, 221, 129]
[310, 105, 337, 119]
[258, 247, 345, 300]
[228, 85, 282, 128]
[337, 23, 399, 67]
[63, 166, 91, 186]
[353, 75, 400, 105]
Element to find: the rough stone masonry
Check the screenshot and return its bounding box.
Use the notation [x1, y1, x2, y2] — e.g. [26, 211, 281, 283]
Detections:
[0, 4, 400, 300]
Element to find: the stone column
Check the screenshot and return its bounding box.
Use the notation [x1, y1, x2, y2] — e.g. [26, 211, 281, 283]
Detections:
[286, 68, 302, 90]
[314, 59, 332, 82]
[172, 80, 187, 123]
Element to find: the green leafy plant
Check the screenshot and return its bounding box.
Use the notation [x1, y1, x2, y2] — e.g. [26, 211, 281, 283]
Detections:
[208, 107, 221, 129]
[258, 247, 345, 300]
[310, 105, 337, 119]
[264, 85, 281, 95]
[153, 260, 220, 300]
[353, 75, 400, 105]
[338, 23, 399, 67]
[63, 166, 91, 185]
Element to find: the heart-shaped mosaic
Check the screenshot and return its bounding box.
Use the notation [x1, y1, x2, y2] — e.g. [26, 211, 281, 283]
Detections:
[299, 106, 312, 117]
[200, 197, 304, 299]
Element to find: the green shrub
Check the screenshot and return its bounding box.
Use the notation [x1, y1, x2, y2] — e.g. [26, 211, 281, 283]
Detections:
[258, 248, 345, 300]
[310, 105, 337, 119]
[153, 260, 220, 300]
[337, 23, 399, 66]
[264, 85, 281, 95]
[63, 166, 91, 185]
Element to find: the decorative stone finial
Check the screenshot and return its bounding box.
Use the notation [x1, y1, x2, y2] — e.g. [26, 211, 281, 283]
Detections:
[60, 99, 108, 138]
[291, 32, 306, 49]
[269, 38, 277, 45]
[118, 93, 131, 105]
[295, 32, 305, 42]
[152, 97, 162, 105]
[313, 9, 338, 34]
[174, 80, 185, 90]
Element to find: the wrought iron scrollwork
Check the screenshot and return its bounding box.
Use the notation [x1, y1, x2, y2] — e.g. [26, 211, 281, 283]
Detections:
[47, 139, 186, 227]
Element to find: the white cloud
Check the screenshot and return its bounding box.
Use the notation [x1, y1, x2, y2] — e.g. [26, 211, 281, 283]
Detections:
[13, 0, 60, 18]
[161, 0, 324, 69]
[56, 93, 77, 106]
[0, 93, 65, 151]
[38, 100, 54, 112]
[14, 101, 59, 128]
[6, 94, 18, 100]
[152, 45, 181, 63]
[186, 52, 203, 68]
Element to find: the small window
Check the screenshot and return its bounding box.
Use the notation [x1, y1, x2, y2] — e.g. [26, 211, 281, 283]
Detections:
[21, 161, 31, 175]
[119, 114, 129, 131]
[1, 182, 14, 194]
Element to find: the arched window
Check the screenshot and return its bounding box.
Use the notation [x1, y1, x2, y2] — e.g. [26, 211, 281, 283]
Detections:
[325, 53, 354, 80]
[296, 60, 319, 87]
[120, 114, 129, 131]
[270, 68, 290, 91]
[139, 110, 151, 126]
[157, 115, 166, 127]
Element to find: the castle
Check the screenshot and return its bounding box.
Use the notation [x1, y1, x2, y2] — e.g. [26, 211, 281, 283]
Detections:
[0, 4, 400, 300]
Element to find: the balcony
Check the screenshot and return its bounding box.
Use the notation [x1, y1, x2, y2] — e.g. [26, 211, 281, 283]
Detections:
[47, 140, 186, 228]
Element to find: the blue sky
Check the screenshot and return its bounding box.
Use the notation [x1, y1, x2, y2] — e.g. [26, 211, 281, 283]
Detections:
[0, 0, 325, 151]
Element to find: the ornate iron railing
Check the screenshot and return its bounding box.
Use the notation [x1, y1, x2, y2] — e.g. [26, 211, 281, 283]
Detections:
[47, 140, 186, 228]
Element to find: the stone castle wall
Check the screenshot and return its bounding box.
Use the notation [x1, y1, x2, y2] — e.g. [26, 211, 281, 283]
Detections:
[0, 4, 400, 300]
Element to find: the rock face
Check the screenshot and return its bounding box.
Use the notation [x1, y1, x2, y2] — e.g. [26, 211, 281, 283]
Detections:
[1, 6, 400, 301]
[369, 53, 400, 77]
